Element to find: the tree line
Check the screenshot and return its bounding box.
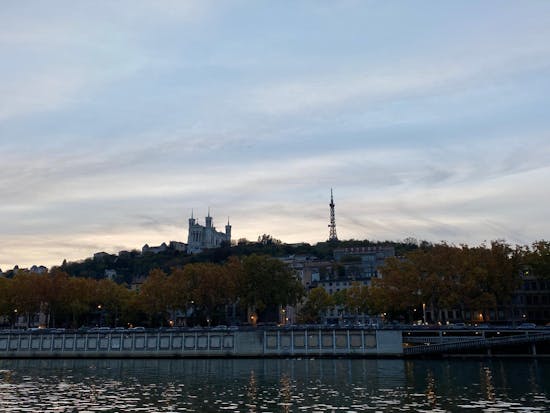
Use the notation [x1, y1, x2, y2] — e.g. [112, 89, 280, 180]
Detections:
[300, 240, 550, 324]
[0, 255, 304, 329]
[3, 240, 548, 328]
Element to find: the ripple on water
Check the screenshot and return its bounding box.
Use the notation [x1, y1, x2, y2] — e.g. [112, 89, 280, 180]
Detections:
[0, 359, 549, 412]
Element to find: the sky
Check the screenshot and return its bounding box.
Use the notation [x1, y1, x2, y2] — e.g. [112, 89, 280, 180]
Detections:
[1, 1, 550, 270]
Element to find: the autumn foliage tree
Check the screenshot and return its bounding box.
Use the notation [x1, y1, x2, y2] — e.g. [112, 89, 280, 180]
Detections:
[0, 239, 537, 328]
[298, 286, 333, 323]
[371, 242, 521, 323]
[524, 241, 550, 278]
[238, 254, 305, 322]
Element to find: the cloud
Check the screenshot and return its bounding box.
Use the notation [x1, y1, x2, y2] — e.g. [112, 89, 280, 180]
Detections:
[0, 1, 215, 123]
[1, 2, 550, 269]
[0, 225, 181, 270]
[0, 71, 87, 122]
[245, 43, 550, 117]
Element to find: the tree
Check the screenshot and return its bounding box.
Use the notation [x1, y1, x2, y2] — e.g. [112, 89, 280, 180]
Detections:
[0, 277, 12, 320]
[94, 278, 133, 327]
[10, 271, 43, 327]
[299, 287, 333, 323]
[64, 277, 96, 327]
[524, 240, 550, 278]
[344, 282, 371, 316]
[166, 267, 191, 323]
[41, 268, 70, 327]
[370, 254, 425, 318]
[372, 242, 522, 323]
[138, 269, 170, 326]
[181, 262, 238, 325]
[238, 254, 304, 322]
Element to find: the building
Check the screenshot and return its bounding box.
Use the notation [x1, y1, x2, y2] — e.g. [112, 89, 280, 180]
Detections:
[30, 265, 48, 274]
[104, 269, 117, 280]
[279, 246, 395, 324]
[93, 252, 110, 260]
[142, 243, 168, 254]
[279, 255, 334, 290]
[333, 246, 395, 281]
[509, 269, 550, 325]
[187, 211, 231, 254]
[169, 241, 187, 252]
[310, 246, 395, 324]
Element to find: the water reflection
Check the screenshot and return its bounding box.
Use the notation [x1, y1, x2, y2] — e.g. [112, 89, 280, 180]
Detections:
[482, 365, 495, 401]
[279, 374, 292, 413]
[426, 369, 437, 408]
[246, 370, 257, 412]
[0, 358, 548, 412]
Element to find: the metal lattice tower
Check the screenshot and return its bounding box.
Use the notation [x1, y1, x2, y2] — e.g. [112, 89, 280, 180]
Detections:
[328, 188, 338, 241]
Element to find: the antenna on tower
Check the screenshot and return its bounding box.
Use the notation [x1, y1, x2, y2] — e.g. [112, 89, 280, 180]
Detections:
[328, 188, 338, 242]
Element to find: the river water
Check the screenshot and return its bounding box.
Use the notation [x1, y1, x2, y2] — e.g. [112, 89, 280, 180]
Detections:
[0, 358, 548, 412]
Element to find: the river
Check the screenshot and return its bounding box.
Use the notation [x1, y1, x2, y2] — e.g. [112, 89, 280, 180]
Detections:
[0, 358, 548, 412]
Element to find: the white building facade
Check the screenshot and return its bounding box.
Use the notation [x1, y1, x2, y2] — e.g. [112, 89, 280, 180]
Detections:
[187, 211, 231, 254]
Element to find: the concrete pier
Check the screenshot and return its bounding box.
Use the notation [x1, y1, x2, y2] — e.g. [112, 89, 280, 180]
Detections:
[0, 329, 403, 358]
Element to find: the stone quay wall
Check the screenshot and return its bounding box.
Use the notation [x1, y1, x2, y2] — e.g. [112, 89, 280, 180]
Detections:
[0, 329, 403, 358]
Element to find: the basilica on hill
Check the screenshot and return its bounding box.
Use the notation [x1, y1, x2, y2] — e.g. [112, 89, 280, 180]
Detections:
[186, 210, 231, 254]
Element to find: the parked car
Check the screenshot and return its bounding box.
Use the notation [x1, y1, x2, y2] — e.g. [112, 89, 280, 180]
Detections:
[446, 323, 467, 329]
[51, 328, 66, 334]
[27, 327, 43, 332]
[517, 323, 537, 329]
[89, 327, 111, 333]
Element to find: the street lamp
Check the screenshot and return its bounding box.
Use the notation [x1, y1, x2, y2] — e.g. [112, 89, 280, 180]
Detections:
[415, 289, 426, 324]
[97, 304, 103, 327]
[422, 303, 427, 325]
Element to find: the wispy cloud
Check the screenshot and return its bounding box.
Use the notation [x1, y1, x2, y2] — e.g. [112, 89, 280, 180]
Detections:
[246, 46, 550, 117]
[1, 2, 550, 269]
